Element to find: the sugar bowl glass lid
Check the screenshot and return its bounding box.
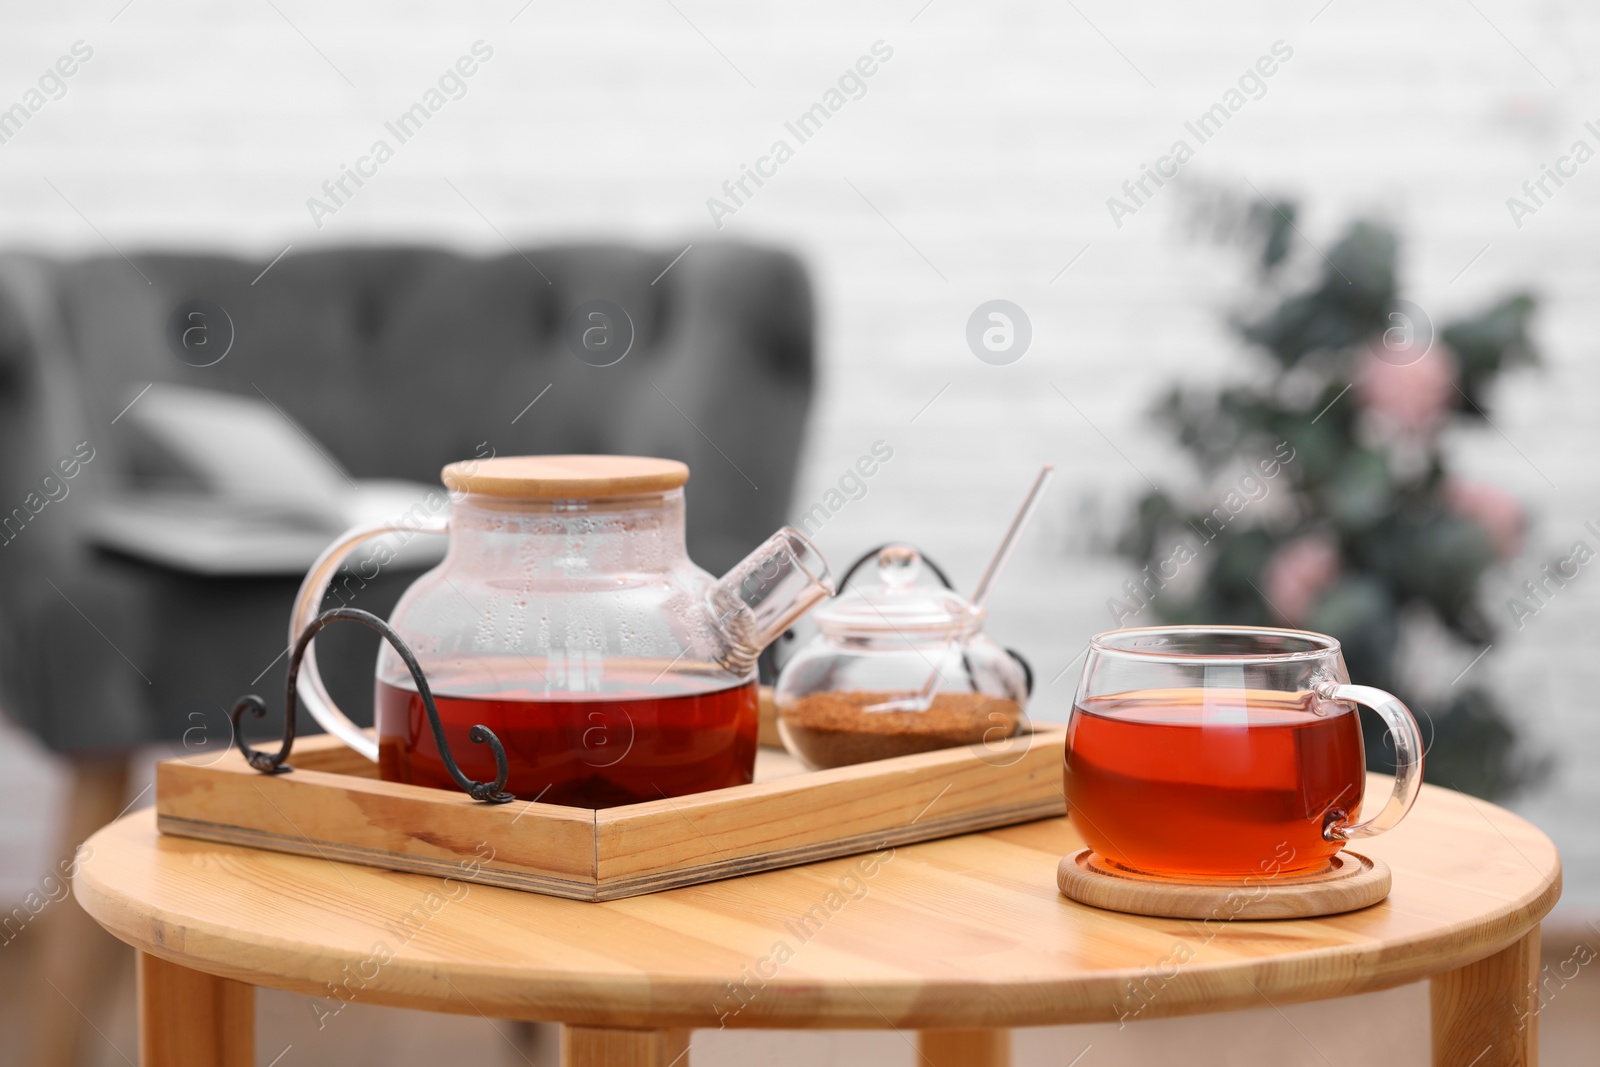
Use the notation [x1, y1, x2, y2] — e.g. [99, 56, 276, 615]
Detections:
[812, 544, 979, 637]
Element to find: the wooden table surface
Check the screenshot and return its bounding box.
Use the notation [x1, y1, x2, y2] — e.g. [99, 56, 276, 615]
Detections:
[75, 775, 1561, 1065]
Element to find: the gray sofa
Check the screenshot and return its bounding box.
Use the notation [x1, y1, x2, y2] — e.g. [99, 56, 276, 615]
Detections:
[0, 243, 815, 754]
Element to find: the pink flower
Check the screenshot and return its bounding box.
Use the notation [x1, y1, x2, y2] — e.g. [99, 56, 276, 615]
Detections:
[1443, 478, 1525, 560]
[1262, 533, 1341, 626]
[1353, 340, 1459, 436]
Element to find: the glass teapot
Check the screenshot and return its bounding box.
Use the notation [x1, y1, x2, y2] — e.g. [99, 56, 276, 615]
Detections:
[290, 455, 834, 807]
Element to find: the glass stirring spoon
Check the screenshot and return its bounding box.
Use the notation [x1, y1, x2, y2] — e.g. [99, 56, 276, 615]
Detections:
[865, 463, 1055, 713]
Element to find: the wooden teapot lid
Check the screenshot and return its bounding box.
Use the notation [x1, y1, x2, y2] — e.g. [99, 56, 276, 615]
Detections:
[441, 455, 689, 499]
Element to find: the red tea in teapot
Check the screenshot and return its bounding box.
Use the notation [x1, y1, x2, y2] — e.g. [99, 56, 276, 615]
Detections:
[377, 665, 759, 808]
[1065, 687, 1365, 878]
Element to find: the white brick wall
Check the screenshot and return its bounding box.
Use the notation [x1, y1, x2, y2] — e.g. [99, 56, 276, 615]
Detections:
[3, 1, 1599, 917]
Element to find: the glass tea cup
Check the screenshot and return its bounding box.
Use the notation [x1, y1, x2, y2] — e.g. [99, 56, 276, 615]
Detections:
[1065, 625, 1423, 880]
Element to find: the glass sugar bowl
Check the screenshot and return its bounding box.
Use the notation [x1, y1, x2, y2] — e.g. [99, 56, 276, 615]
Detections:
[774, 544, 1031, 769]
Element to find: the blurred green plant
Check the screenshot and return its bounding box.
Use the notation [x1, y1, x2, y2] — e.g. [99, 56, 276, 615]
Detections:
[1117, 204, 1542, 798]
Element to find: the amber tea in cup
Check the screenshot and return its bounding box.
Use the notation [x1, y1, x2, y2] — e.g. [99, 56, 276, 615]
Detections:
[1066, 626, 1422, 880]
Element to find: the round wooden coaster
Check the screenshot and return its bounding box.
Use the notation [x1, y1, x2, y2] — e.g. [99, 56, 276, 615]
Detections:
[1057, 849, 1391, 920]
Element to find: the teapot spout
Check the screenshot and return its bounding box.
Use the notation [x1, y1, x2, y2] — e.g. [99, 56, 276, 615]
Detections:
[708, 526, 835, 675]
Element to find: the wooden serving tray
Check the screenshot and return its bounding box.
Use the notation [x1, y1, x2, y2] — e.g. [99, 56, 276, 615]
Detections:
[155, 724, 1066, 901]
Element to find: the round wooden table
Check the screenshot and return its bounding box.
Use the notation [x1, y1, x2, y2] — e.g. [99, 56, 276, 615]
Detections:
[76, 776, 1560, 1067]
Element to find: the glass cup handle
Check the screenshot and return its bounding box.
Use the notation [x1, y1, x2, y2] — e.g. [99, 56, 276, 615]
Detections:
[289, 515, 450, 761]
[1314, 682, 1425, 841]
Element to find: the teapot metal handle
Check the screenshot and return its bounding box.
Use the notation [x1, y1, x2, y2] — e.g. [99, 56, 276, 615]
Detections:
[230, 607, 513, 804]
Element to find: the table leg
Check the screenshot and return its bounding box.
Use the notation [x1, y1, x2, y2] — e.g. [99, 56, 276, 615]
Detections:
[1431, 925, 1540, 1067]
[136, 952, 254, 1067]
[919, 1027, 1011, 1067]
[562, 1025, 691, 1066]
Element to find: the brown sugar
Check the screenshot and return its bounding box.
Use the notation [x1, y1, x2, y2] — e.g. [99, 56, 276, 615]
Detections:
[777, 690, 1022, 769]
